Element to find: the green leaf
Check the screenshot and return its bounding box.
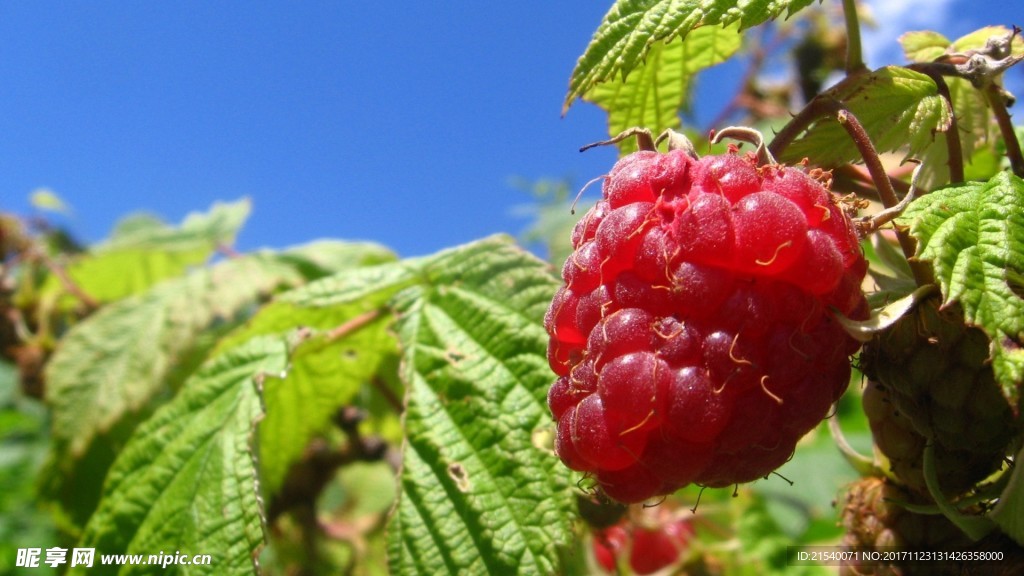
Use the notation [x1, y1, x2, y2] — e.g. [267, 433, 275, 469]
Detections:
[258, 317, 398, 497]
[39, 253, 305, 532]
[107, 213, 168, 241]
[41, 242, 392, 529]
[900, 28, 1013, 189]
[990, 444, 1024, 546]
[71, 336, 291, 576]
[213, 254, 409, 499]
[43, 198, 251, 307]
[898, 172, 1024, 406]
[914, 75, 998, 189]
[950, 26, 1024, 57]
[280, 257, 428, 309]
[565, 0, 816, 112]
[277, 240, 396, 277]
[386, 236, 574, 575]
[214, 256, 418, 355]
[46, 240, 392, 459]
[901, 26, 1024, 64]
[584, 24, 742, 154]
[900, 30, 951, 63]
[45, 253, 308, 460]
[101, 198, 250, 251]
[899, 27, 1024, 188]
[779, 66, 952, 167]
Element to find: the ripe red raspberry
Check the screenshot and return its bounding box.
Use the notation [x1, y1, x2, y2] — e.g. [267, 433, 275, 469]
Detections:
[592, 525, 628, 573]
[546, 130, 867, 503]
[591, 516, 694, 575]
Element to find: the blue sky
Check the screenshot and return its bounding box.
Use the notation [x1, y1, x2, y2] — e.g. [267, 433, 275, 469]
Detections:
[1, 1, 1022, 259]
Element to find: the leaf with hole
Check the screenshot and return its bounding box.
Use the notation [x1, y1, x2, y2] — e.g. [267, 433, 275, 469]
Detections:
[385, 236, 575, 576]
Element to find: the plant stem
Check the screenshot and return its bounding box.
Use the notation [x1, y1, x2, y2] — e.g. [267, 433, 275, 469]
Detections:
[328, 309, 381, 340]
[985, 83, 1024, 177]
[373, 375, 405, 414]
[767, 95, 826, 159]
[36, 250, 98, 311]
[841, 0, 867, 75]
[908, 65, 965, 183]
[828, 101, 934, 287]
[833, 164, 912, 201]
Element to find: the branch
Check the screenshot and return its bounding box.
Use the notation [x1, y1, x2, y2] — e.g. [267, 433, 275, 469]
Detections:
[267, 407, 395, 525]
[985, 83, 1024, 178]
[36, 250, 99, 311]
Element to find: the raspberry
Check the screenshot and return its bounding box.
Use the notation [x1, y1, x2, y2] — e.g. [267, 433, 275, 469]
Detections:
[591, 514, 694, 575]
[546, 130, 867, 502]
[861, 297, 1018, 495]
[592, 524, 628, 573]
[863, 298, 1016, 450]
[629, 520, 693, 575]
[862, 379, 1007, 497]
[839, 477, 972, 576]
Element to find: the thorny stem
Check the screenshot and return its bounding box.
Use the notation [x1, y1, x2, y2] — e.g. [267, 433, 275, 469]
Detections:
[769, 98, 934, 287]
[985, 83, 1024, 177]
[859, 163, 924, 233]
[767, 98, 824, 159]
[908, 27, 1023, 176]
[829, 103, 934, 287]
[840, 0, 867, 75]
[833, 164, 911, 201]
